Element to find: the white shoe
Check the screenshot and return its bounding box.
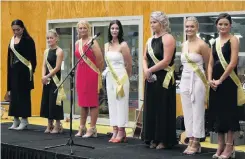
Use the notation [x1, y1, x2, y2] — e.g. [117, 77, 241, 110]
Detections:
[82, 127, 97, 138]
[8, 118, 20, 130]
[14, 118, 28, 130]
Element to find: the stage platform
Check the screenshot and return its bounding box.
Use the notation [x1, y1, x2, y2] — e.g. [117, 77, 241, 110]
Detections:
[1, 122, 245, 159]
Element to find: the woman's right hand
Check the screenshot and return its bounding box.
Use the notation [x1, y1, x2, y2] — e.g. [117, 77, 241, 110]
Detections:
[144, 69, 151, 81]
[209, 79, 217, 91]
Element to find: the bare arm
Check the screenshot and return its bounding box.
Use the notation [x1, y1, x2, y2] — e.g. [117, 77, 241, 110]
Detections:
[208, 46, 214, 81]
[218, 36, 239, 83]
[121, 42, 132, 77]
[46, 48, 64, 78]
[143, 43, 149, 76]
[201, 42, 210, 78]
[148, 34, 176, 73]
[92, 40, 104, 72]
[42, 50, 47, 77]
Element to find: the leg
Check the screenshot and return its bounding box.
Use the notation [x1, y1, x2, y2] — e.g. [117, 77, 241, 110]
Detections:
[219, 131, 235, 159]
[113, 78, 129, 142]
[180, 91, 193, 153]
[50, 120, 63, 134]
[106, 73, 118, 140]
[187, 82, 206, 154]
[90, 107, 99, 127]
[44, 119, 54, 133]
[75, 107, 88, 137]
[82, 107, 98, 138]
[212, 133, 225, 158]
[186, 138, 201, 154]
[112, 127, 127, 143]
[109, 126, 118, 142]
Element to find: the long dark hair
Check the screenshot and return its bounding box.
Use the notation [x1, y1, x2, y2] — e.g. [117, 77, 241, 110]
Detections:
[108, 20, 124, 44]
[215, 13, 232, 25]
[11, 19, 31, 38]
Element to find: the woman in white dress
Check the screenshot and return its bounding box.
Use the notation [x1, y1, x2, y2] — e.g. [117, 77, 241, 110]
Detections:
[103, 20, 132, 143]
[180, 17, 210, 154]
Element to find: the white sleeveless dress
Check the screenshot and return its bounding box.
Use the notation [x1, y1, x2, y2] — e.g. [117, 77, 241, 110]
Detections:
[179, 42, 206, 138]
[104, 51, 129, 127]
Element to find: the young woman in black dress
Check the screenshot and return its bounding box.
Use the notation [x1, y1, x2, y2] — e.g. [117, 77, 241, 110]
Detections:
[7, 19, 36, 130]
[40, 29, 65, 134]
[143, 11, 177, 149]
[208, 13, 240, 159]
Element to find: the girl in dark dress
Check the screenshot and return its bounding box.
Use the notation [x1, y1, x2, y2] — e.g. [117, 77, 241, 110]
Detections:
[208, 13, 240, 159]
[8, 19, 36, 130]
[40, 29, 64, 134]
[142, 11, 177, 149]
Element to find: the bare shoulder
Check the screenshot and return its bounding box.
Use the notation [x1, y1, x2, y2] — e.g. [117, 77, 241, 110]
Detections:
[230, 35, 239, 44]
[162, 33, 175, 45]
[198, 38, 208, 48]
[56, 47, 64, 56]
[121, 41, 129, 48]
[75, 40, 79, 45]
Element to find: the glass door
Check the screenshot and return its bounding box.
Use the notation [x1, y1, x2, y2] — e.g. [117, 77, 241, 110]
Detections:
[54, 27, 73, 115]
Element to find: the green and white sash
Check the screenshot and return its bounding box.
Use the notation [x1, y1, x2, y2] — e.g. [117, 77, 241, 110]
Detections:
[10, 36, 32, 81]
[147, 37, 175, 89]
[44, 49, 66, 106]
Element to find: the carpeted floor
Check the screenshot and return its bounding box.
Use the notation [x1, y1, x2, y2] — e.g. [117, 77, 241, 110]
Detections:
[1, 123, 245, 159]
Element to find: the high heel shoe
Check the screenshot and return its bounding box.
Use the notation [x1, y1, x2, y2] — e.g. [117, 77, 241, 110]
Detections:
[149, 141, 157, 149]
[183, 139, 193, 154]
[82, 127, 97, 138]
[112, 129, 127, 143]
[8, 118, 20, 130]
[109, 127, 118, 142]
[218, 143, 235, 159]
[50, 123, 63, 134]
[156, 143, 166, 150]
[14, 118, 28, 130]
[112, 136, 127, 143]
[212, 144, 225, 159]
[44, 120, 54, 133]
[186, 140, 201, 155]
[75, 126, 87, 137]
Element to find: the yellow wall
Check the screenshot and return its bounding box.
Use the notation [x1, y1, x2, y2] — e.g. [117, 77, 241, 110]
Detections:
[1, 1, 245, 115]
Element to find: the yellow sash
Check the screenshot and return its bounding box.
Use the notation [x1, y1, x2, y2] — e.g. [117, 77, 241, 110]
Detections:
[78, 39, 102, 93]
[105, 55, 128, 99]
[184, 52, 209, 103]
[10, 36, 32, 81]
[147, 38, 175, 89]
[215, 38, 245, 106]
[44, 49, 66, 106]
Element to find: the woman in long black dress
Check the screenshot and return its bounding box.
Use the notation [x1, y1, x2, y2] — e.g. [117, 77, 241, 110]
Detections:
[208, 13, 240, 159]
[142, 11, 177, 149]
[40, 29, 65, 134]
[8, 19, 36, 130]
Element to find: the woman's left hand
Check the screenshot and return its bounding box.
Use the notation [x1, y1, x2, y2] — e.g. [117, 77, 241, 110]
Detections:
[212, 79, 222, 87]
[42, 76, 49, 85]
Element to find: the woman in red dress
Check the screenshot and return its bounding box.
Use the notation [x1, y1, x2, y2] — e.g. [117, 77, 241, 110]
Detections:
[74, 20, 104, 138]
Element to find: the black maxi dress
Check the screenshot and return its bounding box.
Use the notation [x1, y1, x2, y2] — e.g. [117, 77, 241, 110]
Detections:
[143, 36, 177, 147]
